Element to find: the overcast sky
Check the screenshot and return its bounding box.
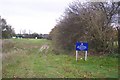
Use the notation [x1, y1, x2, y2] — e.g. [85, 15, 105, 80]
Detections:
[0, 0, 74, 34]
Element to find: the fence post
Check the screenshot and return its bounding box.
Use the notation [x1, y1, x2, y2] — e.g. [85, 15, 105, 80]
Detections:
[85, 51, 87, 61]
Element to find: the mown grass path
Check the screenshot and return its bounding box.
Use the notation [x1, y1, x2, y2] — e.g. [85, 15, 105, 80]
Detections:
[2, 39, 118, 78]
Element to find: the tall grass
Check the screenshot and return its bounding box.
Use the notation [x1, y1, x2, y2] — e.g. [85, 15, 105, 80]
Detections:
[2, 39, 15, 53]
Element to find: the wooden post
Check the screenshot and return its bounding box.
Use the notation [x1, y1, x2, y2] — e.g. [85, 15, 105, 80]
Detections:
[85, 51, 87, 61]
[76, 50, 78, 61]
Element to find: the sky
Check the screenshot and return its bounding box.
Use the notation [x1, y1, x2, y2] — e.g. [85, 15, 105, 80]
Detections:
[0, 0, 74, 34]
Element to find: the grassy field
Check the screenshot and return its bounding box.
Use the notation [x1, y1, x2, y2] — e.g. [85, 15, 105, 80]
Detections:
[2, 39, 118, 78]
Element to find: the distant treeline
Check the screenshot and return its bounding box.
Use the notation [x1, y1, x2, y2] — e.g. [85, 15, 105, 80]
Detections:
[0, 16, 51, 40]
[15, 33, 50, 39]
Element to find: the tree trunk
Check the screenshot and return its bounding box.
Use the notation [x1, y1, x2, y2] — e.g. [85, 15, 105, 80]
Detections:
[118, 2, 120, 54]
[117, 27, 120, 53]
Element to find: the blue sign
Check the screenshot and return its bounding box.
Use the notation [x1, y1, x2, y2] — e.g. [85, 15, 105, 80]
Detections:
[76, 42, 88, 51]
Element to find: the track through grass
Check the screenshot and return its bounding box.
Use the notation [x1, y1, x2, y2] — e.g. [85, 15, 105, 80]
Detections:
[2, 39, 118, 78]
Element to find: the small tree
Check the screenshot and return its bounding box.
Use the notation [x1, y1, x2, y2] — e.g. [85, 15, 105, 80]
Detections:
[117, 1, 120, 53]
[0, 17, 15, 39]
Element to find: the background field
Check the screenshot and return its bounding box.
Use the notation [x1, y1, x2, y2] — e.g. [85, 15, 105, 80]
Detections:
[2, 39, 118, 78]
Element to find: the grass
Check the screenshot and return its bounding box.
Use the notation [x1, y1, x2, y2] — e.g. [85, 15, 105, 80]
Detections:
[2, 39, 119, 78]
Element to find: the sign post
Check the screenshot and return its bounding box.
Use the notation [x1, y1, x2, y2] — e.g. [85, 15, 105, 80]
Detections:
[76, 50, 78, 61]
[76, 42, 88, 61]
[85, 51, 87, 61]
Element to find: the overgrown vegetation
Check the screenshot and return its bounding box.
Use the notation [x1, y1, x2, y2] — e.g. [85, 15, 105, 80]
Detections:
[1, 0, 120, 78]
[2, 39, 15, 53]
[2, 39, 118, 78]
[0, 16, 15, 39]
[50, 1, 120, 54]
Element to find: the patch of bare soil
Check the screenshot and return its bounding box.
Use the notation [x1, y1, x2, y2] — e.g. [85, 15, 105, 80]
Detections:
[39, 44, 49, 52]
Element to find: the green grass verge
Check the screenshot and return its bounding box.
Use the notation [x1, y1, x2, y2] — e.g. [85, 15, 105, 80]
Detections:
[2, 39, 118, 78]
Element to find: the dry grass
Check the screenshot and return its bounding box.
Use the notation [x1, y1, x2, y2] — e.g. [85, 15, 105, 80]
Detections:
[2, 39, 15, 53]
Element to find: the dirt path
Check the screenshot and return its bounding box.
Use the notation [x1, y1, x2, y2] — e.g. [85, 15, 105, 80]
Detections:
[39, 44, 49, 52]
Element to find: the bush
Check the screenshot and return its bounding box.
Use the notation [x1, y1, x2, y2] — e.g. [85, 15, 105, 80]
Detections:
[2, 39, 15, 53]
[50, 1, 118, 54]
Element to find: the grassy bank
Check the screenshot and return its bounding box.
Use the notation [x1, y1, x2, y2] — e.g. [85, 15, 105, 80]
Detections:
[2, 39, 118, 78]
